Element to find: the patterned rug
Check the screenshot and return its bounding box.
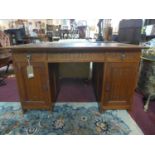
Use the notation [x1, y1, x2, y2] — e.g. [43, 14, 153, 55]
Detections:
[0, 102, 143, 135]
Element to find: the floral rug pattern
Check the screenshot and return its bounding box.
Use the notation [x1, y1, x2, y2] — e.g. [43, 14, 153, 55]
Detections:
[0, 102, 142, 135]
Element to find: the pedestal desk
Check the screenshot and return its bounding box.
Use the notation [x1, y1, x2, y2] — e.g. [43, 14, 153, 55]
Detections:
[8, 41, 143, 112]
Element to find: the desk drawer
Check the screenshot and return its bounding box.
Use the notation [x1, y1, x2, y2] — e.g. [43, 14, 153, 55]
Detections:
[48, 52, 105, 62]
[13, 53, 47, 62]
[105, 51, 140, 62]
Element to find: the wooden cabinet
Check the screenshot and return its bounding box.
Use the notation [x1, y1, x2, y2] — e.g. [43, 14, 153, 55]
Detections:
[14, 62, 52, 110]
[102, 62, 139, 110]
[13, 53, 53, 110]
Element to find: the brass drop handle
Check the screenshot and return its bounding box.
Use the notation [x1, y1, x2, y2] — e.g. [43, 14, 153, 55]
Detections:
[27, 54, 31, 65]
[26, 54, 34, 79]
[120, 52, 126, 60]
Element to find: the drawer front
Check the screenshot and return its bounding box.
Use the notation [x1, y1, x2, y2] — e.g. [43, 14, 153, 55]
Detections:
[105, 51, 141, 62]
[13, 53, 47, 62]
[48, 52, 105, 62]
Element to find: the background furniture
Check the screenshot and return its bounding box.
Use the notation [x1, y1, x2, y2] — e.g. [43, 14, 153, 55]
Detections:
[10, 41, 143, 112]
[0, 30, 12, 86]
[118, 19, 143, 44]
[4, 27, 26, 45]
[137, 55, 155, 112]
[0, 50, 11, 86]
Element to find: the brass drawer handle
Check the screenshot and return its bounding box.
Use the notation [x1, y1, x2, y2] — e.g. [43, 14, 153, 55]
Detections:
[27, 54, 31, 65]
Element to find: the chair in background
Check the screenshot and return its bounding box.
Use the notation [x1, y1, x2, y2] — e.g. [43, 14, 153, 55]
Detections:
[118, 19, 143, 45]
[4, 27, 26, 45]
[0, 31, 12, 86]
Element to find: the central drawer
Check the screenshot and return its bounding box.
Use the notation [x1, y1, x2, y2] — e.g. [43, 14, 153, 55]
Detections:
[105, 51, 141, 62]
[48, 52, 105, 62]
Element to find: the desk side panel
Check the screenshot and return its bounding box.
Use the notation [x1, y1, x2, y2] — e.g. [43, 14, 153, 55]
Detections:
[12, 52, 53, 110]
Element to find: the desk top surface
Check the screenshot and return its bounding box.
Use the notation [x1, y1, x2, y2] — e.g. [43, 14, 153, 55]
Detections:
[1, 39, 146, 52]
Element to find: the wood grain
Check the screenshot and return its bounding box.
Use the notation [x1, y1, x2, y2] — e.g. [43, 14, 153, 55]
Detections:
[101, 62, 139, 111]
[11, 41, 143, 112]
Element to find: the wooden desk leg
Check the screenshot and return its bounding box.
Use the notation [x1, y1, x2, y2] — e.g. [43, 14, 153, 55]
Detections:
[49, 103, 55, 112]
[98, 103, 102, 113]
[98, 100, 106, 113]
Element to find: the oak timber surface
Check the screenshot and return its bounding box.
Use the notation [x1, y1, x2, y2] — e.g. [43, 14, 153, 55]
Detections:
[11, 39, 144, 111]
[6, 40, 144, 52]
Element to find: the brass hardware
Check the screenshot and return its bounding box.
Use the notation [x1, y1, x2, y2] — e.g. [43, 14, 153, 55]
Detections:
[27, 54, 31, 65]
[26, 54, 34, 78]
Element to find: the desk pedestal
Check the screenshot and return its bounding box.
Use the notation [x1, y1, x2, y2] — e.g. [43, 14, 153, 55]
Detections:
[12, 49, 141, 112]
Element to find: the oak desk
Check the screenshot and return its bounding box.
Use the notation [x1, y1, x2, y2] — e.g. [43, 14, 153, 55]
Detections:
[9, 41, 143, 112]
